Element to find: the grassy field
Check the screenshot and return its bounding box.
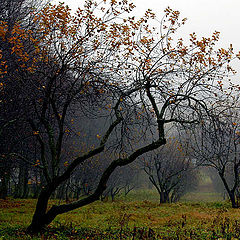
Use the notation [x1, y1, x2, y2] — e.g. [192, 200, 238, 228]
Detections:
[1, 189, 240, 239]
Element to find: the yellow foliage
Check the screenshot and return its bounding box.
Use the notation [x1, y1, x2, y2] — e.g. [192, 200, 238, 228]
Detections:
[96, 134, 101, 139]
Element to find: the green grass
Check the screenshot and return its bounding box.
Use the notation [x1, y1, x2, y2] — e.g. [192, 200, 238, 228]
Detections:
[181, 191, 224, 202]
[118, 188, 161, 202]
[1, 190, 240, 239]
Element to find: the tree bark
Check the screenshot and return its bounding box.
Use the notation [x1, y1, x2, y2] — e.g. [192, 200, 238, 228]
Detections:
[160, 191, 169, 203]
[27, 184, 56, 233]
[219, 173, 238, 208]
[0, 170, 10, 199]
[27, 137, 166, 233]
[229, 191, 237, 208]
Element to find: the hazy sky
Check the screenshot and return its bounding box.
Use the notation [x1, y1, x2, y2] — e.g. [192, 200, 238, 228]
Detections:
[134, 0, 240, 47]
[64, 0, 240, 78]
[64, 0, 240, 47]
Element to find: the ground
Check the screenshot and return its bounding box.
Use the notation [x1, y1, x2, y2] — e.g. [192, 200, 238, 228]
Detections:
[0, 171, 239, 239]
[1, 186, 240, 239]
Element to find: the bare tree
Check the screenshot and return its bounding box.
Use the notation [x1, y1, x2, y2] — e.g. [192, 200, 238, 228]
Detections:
[143, 138, 198, 203]
[101, 164, 137, 201]
[190, 107, 240, 208]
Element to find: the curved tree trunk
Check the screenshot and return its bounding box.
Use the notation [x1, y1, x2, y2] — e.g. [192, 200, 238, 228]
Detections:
[27, 185, 56, 233]
[219, 173, 238, 208]
[27, 87, 166, 233]
[27, 137, 166, 233]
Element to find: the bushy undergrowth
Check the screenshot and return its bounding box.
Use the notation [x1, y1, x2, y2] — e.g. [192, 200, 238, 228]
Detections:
[1, 216, 240, 239]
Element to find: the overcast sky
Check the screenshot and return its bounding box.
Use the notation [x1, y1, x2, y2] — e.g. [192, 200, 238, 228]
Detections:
[64, 0, 240, 79]
[64, 0, 240, 47]
[136, 0, 239, 47]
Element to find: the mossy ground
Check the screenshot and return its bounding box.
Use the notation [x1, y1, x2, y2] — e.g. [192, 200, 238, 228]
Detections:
[1, 190, 240, 239]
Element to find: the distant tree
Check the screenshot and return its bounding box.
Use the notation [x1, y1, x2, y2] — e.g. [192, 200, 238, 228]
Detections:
[143, 138, 198, 203]
[101, 164, 137, 201]
[191, 107, 240, 208]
